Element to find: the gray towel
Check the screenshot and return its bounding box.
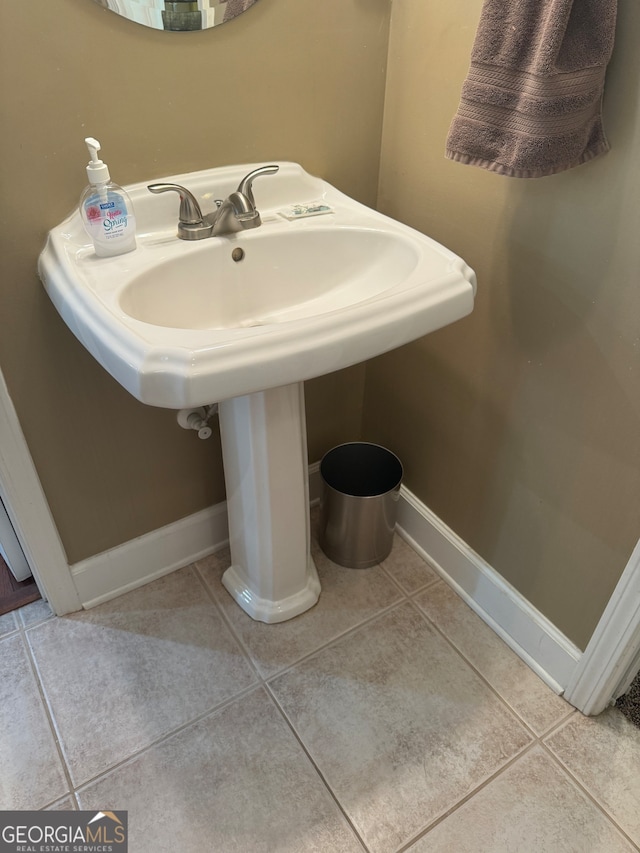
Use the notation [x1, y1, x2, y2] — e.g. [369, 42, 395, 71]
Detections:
[223, 0, 257, 23]
[446, 0, 618, 178]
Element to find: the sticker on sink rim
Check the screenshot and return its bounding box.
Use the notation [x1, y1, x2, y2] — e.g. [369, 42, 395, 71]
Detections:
[278, 201, 334, 220]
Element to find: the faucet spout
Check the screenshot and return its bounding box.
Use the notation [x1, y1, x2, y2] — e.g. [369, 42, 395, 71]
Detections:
[206, 191, 262, 236]
[229, 191, 260, 221]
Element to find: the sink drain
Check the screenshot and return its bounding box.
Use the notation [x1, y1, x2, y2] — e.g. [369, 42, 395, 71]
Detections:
[231, 247, 245, 263]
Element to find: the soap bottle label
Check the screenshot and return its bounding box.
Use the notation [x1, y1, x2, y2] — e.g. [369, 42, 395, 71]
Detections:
[83, 189, 136, 256]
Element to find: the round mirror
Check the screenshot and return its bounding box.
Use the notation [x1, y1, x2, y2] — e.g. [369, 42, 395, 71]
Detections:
[94, 0, 259, 32]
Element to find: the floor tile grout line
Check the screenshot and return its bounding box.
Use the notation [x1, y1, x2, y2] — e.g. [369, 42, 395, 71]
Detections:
[539, 737, 640, 850]
[404, 598, 544, 739]
[194, 554, 415, 685]
[398, 704, 580, 849]
[73, 681, 265, 796]
[408, 576, 446, 597]
[193, 533, 445, 685]
[18, 600, 55, 630]
[0, 626, 20, 642]
[40, 793, 79, 811]
[406, 579, 590, 726]
[18, 626, 78, 806]
[378, 559, 442, 599]
[21, 615, 57, 633]
[406, 593, 579, 741]
[377, 560, 410, 596]
[190, 562, 265, 682]
[1, 608, 21, 637]
[402, 578, 576, 740]
[404, 577, 579, 733]
[261, 598, 410, 686]
[263, 681, 370, 853]
[537, 707, 579, 740]
[408, 576, 446, 596]
[394, 740, 540, 853]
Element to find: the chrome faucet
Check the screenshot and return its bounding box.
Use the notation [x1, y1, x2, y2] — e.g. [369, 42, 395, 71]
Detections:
[148, 165, 279, 240]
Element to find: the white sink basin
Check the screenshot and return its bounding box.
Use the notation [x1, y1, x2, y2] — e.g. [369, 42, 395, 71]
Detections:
[119, 226, 421, 330]
[39, 162, 476, 408]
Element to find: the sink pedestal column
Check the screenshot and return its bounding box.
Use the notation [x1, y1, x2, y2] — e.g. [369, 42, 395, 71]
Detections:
[217, 382, 321, 623]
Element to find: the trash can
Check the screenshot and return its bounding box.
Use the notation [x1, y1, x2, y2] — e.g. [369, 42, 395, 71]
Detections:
[319, 442, 403, 569]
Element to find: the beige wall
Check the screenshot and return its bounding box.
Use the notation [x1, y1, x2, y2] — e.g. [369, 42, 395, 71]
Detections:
[366, 0, 640, 649]
[0, 0, 389, 563]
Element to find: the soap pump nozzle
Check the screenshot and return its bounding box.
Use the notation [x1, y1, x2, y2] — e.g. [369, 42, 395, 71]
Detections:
[85, 137, 111, 185]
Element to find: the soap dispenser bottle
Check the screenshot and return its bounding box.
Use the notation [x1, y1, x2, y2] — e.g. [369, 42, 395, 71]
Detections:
[80, 137, 137, 257]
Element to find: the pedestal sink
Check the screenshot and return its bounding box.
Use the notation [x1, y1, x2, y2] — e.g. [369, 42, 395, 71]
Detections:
[39, 162, 476, 622]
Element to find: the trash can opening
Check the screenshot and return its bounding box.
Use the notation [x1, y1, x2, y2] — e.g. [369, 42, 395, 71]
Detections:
[320, 442, 403, 497]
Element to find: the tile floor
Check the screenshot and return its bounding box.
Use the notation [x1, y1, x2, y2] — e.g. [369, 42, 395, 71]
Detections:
[1, 525, 640, 852]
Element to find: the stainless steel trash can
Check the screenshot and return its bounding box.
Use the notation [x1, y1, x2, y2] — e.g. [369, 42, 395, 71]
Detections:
[319, 442, 403, 569]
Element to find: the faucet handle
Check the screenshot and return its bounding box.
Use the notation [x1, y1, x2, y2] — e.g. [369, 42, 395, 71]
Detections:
[236, 165, 279, 207]
[148, 183, 213, 240]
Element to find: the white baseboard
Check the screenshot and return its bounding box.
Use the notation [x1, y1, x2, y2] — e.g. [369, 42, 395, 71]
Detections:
[71, 503, 229, 609]
[396, 486, 581, 694]
[72, 468, 322, 611]
[69, 467, 582, 698]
